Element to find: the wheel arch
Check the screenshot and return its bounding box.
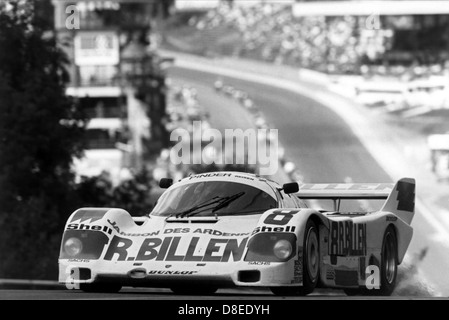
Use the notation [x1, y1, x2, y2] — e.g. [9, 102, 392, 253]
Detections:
[310, 214, 325, 231]
[386, 221, 412, 265]
[294, 211, 329, 249]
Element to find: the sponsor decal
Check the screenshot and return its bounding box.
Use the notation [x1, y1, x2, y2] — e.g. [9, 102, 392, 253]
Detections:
[188, 228, 249, 237]
[107, 221, 250, 237]
[103, 236, 248, 262]
[70, 209, 108, 223]
[148, 270, 198, 275]
[293, 247, 303, 284]
[248, 261, 270, 266]
[234, 175, 255, 181]
[68, 259, 91, 263]
[329, 221, 367, 256]
[293, 260, 303, 284]
[66, 223, 113, 235]
[108, 220, 160, 237]
[386, 216, 398, 222]
[251, 225, 296, 236]
[188, 173, 233, 180]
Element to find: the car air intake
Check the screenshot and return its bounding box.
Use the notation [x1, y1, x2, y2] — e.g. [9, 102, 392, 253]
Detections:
[238, 270, 260, 283]
[74, 268, 91, 281]
[128, 268, 147, 279]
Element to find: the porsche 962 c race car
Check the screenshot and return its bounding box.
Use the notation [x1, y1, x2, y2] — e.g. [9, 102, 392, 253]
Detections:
[59, 172, 415, 296]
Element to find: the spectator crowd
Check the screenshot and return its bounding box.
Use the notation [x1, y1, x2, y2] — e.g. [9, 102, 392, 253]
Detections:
[186, 2, 449, 78]
[188, 2, 361, 74]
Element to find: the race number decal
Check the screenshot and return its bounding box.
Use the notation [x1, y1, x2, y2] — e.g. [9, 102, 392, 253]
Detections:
[263, 210, 299, 226]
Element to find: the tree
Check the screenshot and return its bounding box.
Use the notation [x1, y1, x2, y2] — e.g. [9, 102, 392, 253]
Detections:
[0, 1, 85, 279]
[160, 0, 175, 18]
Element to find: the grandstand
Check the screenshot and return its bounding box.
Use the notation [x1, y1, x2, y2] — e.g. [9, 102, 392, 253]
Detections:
[165, 0, 449, 112]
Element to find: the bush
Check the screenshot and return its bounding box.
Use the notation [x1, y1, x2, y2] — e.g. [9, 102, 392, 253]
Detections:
[0, 2, 84, 280]
[75, 170, 155, 217]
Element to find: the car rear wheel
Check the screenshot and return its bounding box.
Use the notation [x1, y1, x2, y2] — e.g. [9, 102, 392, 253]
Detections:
[271, 219, 320, 296]
[378, 226, 398, 296]
[344, 226, 398, 296]
[80, 283, 122, 293]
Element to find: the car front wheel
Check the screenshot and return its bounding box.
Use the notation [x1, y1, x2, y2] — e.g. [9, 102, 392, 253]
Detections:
[271, 219, 320, 296]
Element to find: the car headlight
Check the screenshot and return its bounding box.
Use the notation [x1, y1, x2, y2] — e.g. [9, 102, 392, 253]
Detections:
[273, 239, 293, 260]
[245, 233, 296, 262]
[64, 237, 83, 257]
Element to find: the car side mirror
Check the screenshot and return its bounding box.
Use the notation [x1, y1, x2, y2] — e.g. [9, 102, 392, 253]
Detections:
[159, 178, 173, 189]
[283, 182, 299, 194]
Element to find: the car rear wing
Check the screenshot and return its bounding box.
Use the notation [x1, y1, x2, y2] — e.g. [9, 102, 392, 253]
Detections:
[291, 183, 393, 200]
[284, 178, 416, 224]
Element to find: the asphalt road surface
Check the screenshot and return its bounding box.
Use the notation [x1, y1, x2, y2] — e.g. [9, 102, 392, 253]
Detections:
[0, 287, 438, 300]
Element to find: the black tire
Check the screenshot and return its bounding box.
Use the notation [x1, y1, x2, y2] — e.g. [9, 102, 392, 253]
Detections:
[271, 219, 320, 296]
[170, 287, 218, 295]
[80, 283, 122, 293]
[378, 226, 398, 296]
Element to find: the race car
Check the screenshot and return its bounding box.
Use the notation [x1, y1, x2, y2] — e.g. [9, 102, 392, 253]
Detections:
[59, 171, 415, 296]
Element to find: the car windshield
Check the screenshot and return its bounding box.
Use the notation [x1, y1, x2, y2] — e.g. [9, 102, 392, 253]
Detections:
[151, 181, 278, 217]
